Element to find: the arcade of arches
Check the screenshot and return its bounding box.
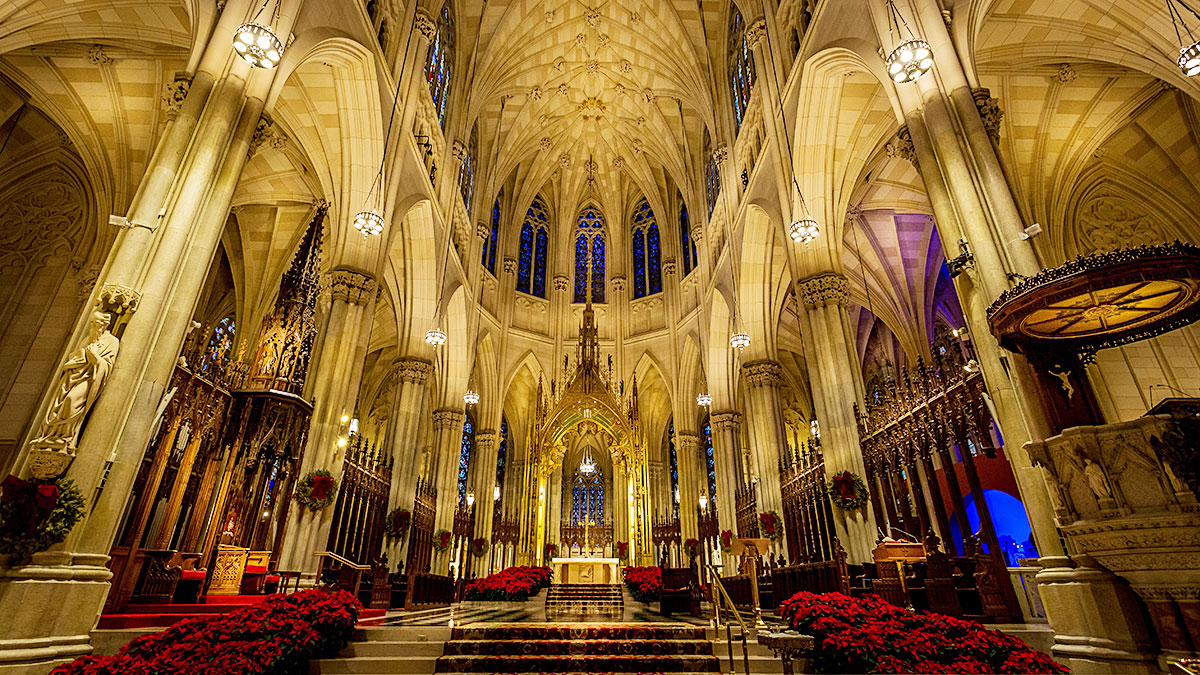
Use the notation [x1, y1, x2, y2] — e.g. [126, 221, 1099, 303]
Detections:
[1, 0, 1200, 673]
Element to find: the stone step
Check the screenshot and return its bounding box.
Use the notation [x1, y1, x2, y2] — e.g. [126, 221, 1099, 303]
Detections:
[339, 640, 446, 658]
[309, 655, 437, 674]
[434, 653, 721, 673]
[451, 623, 706, 641]
[442, 638, 714, 656]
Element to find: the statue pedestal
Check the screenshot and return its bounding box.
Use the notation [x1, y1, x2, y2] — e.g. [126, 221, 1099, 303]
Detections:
[551, 557, 619, 585]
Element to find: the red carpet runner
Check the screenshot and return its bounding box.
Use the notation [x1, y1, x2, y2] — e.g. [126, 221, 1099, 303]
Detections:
[434, 622, 719, 673]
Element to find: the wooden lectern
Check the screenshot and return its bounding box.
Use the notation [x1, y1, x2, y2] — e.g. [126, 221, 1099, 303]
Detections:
[732, 538, 772, 630]
[872, 540, 925, 608]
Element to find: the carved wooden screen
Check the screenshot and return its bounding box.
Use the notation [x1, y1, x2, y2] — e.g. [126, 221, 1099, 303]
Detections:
[406, 478, 437, 574]
[779, 439, 838, 563]
[327, 434, 392, 564]
[735, 482, 760, 537]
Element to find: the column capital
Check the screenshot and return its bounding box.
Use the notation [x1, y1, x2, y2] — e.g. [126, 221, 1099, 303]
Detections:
[675, 432, 700, 453]
[476, 221, 490, 239]
[451, 140, 468, 163]
[885, 126, 918, 168]
[97, 283, 142, 315]
[432, 408, 465, 431]
[742, 359, 783, 387]
[395, 356, 433, 385]
[972, 88, 1004, 143]
[476, 431, 498, 452]
[503, 256, 517, 274]
[662, 258, 677, 276]
[711, 411, 742, 431]
[553, 274, 570, 291]
[611, 275, 627, 293]
[712, 144, 729, 165]
[325, 269, 377, 305]
[414, 10, 437, 41]
[797, 273, 848, 308]
[744, 19, 768, 50]
[161, 73, 191, 122]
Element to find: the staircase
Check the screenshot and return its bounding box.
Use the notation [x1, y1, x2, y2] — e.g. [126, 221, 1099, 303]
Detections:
[434, 623, 720, 673]
[544, 583, 623, 616]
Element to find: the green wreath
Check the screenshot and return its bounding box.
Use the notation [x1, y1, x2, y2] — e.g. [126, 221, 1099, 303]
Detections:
[433, 529, 453, 552]
[294, 469, 338, 511]
[384, 508, 411, 539]
[0, 476, 85, 560]
[828, 470, 869, 511]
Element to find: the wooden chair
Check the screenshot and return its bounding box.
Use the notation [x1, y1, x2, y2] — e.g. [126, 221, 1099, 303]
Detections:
[132, 550, 182, 604]
[173, 553, 207, 604]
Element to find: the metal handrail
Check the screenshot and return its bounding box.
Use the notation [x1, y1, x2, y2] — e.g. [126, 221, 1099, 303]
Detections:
[314, 551, 371, 597]
[707, 564, 752, 675]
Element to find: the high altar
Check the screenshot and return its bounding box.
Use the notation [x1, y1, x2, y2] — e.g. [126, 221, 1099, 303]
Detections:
[551, 557, 620, 584]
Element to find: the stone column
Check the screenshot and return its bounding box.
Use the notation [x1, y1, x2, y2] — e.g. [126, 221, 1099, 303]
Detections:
[740, 360, 788, 522]
[469, 430, 498, 575]
[796, 274, 876, 563]
[675, 432, 702, 547]
[430, 408, 465, 573]
[280, 270, 377, 576]
[383, 356, 432, 563]
[710, 411, 742, 571]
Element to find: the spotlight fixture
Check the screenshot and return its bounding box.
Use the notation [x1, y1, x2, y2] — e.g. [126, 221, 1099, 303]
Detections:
[425, 327, 447, 346]
[463, 390, 479, 405]
[466, 491, 476, 507]
[964, 359, 980, 374]
[1168, 0, 1200, 76]
[353, 209, 385, 237]
[730, 332, 751, 350]
[233, 21, 283, 69]
[494, 486, 501, 501]
[697, 393, 713, 407]
[810, 416, 821, 441]
[789, 217, 820, 244]
[951, 326, 970, 341]
[884, 0, 933, 83]
[699, 495, 709, 511]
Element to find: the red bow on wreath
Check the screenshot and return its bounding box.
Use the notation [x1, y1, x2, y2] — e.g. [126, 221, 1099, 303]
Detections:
[832, 471, 857, 501]
[311, 474, 334, 501]
[1, 475, 59, 536]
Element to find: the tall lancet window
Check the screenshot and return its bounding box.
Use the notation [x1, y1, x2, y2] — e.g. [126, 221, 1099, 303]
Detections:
[571, 457, 605, 525]
[574, 206, 606, 303]
[517, 196, 549, 297]
[494, 416, 509, 512]
[458, 125, 478, 214]
[482, 191, 501, 274]
[702, 417, 716, 505]
[680, 202, 698, 275]
[703, 129, 719, 216]
[425, 4, 455, 126]
[728, 6, 756, 131]
[631, 199, 662, 298]
[667, 420, 680, 518]
[458, 413, 474, 504]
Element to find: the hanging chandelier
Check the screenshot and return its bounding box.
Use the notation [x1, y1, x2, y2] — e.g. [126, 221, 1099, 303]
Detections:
[353, 209, 385, 237]
[580, 449, 597, 474]
[730, 331, 751, 350]
[697, 393, 713, 407]
[789, 217, 820, 244]
[425, 326, 447, 346]
[233, 0, 284, 70]
[463, 390, 479, 405]
[884, 1, 933, 83]
[1169, 0, 1200, 75]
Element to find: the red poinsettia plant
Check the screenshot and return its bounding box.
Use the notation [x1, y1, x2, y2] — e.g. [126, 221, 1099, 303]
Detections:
[470, 537, 489, 557]
[622, 566, 662, 604]
[51, 589, 361, 675]
[616, 541, 629, 560]
[383, 508, 410, 539]
[719, 529, 734, 553]
[828, 470, 869, 511]
[295, 470, 337, 511]
[463, 566, 552, 601]
[758, 511, 782, 541]
[432, 529, 453, 552]
[778, 591, 1068, 674]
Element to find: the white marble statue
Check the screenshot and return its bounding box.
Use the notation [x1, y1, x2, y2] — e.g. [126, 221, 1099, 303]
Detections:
[28, 311, 120, 478]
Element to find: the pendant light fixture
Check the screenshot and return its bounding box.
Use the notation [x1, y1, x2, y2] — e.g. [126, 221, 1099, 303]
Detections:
[696, 392, 713, 407]
[233, 0, 284, 69]
[884, 0, 933, 83]
[463, 390, 479, 405]
[1168, 0, 1200, 75]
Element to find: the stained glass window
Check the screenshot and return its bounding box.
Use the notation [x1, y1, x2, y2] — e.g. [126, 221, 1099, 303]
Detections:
[703, 418, 716, 507]
[631, 199, 661, 298]
[703, 129, 719, 216]
[458, 414, 473, 504]
[458, 125, 477, 215]
[728, 6, 756, 131]
[667, 421, 680, 517]
[680, 201, 697, 275]
[574, 206, 606, 303]
[517, 197, 549, 297]
[201, 317, 236, 378]
[425, 5, 455, 126]
[571, 461, 604, 525]
[482, 192, 500, 274]
[495, 417, 508, 510]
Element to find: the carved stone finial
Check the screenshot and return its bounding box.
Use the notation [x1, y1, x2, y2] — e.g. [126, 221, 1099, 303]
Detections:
[885, 125, 918, 168]
[797, 273, 848, 308]
[415, 11, 437, 41]
[744, 19, 768, 50]
[972, 88, 1004, 143]
[326, 269, 377, 305]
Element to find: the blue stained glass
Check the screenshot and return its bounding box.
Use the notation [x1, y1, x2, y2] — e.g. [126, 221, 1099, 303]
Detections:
[458, 415, 473, 504]
[574, 234, 588, 302]
[425, 6, 455, 127]
[703, 129, 719, 216]
[668, 420, 679, 517]
[680, 203, 693, 275]
[483, 197, 500, 273]
[533, 228, 547, 297]
[703, 420, 716, 506]
[591, 235, 605, 303]
[495, 417, 508, 505]
[632, 229, 646, 298]
[572, 463, 604, 525]
[647, 225, 662, 294]
[517, 223, 533, 293]
[728, 7, 755, 131]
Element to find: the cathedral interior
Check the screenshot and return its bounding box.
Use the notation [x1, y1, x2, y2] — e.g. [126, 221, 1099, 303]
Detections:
[1, 0, 1200, 673]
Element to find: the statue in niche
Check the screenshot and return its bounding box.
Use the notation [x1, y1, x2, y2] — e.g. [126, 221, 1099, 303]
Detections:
[1083, 458, 1113, 501]
[28, 311, 121, 479]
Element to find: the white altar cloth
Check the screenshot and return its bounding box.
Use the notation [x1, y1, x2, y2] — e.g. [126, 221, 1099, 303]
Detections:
[551, 557, 620, 585]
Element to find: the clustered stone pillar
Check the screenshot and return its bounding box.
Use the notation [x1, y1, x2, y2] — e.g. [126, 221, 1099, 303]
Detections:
[281, 269, 377, 578]
[430, 408, 465, 573]
[740, 360, 788, 522]
[469, 430, 498, 575]
[710, 411, 742, 570]
[674, 432, 702, 549]
[795, 273, 876, 563]
[383, 356, 432, 563]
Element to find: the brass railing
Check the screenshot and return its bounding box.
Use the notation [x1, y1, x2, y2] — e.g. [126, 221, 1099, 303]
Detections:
[707, 564, 752, 675]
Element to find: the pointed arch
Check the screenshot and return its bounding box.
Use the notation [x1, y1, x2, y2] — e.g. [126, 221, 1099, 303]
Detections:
[631, 198, 662, 298]
[517, 195, 550, 297]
